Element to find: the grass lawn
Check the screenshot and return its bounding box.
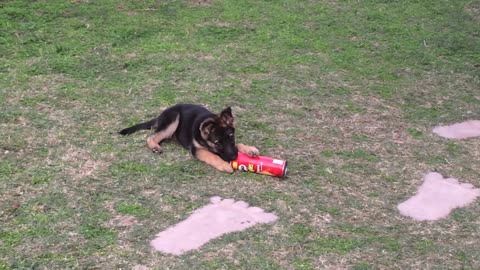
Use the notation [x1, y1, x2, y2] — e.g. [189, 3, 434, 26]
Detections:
[1, 0, 480, 269]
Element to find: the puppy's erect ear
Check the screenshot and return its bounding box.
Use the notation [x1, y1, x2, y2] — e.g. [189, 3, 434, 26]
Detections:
[219, 107, 234, 127]
[200, 118, 216, 140]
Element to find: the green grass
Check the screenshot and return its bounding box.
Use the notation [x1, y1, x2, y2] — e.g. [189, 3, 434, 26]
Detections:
[117, 201, 151, 218]
[1, 0, 480, 269]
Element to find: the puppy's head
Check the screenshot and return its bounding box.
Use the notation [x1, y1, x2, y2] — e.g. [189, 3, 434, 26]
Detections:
[199, 107, 238, 161]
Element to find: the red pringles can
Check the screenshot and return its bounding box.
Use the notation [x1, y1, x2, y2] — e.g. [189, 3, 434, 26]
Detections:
[230, 152, 288, 177]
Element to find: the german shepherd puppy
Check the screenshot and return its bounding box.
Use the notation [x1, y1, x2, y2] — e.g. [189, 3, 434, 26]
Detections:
[119, 104, 259, 173]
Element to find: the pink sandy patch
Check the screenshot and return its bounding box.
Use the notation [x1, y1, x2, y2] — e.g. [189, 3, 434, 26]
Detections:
[433, 120, 480, 139]
[150, 196, 278, 255]
[397, 172, 480, 221]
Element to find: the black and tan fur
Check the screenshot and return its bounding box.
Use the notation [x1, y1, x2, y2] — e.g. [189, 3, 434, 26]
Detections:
[119, 104, 259, 173]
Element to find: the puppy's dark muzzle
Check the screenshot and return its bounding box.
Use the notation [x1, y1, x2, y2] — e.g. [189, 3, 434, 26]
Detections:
[221, 150, 238, 162]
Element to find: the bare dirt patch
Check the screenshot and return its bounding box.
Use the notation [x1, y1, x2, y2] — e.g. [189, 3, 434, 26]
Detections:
[109, 215, 139, 228]
[190, 0, 214, 7]
[465, 1, 480, 22]
[61, 144, 112, 179]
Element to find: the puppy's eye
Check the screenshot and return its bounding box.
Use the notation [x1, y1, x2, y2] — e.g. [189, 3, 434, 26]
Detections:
[214, 140, 220, 145]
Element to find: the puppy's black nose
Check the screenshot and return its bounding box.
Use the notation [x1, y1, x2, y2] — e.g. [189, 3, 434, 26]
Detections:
[223, 150, 238, 162]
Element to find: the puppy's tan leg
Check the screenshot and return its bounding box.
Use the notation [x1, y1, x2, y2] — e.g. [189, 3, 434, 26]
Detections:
[195, 148, 234, 173]
[147, 115, 179, 154]
[147, 133, 164, 154]
[237, 143, 259, 157]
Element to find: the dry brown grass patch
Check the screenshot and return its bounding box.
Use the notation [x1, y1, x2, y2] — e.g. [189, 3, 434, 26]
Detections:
[61, 144, 112, 180]
[465, 1, 480, 22]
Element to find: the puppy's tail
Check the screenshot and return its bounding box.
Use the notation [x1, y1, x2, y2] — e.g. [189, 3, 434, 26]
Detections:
[119, 119, 156, 135]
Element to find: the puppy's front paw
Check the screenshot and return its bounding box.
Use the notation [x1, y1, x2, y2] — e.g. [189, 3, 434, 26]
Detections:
[244, 146, 259, 157]
[151, 145, 163, 154]
[218, 162, 234, 174]
[237, 144, 260, 157]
